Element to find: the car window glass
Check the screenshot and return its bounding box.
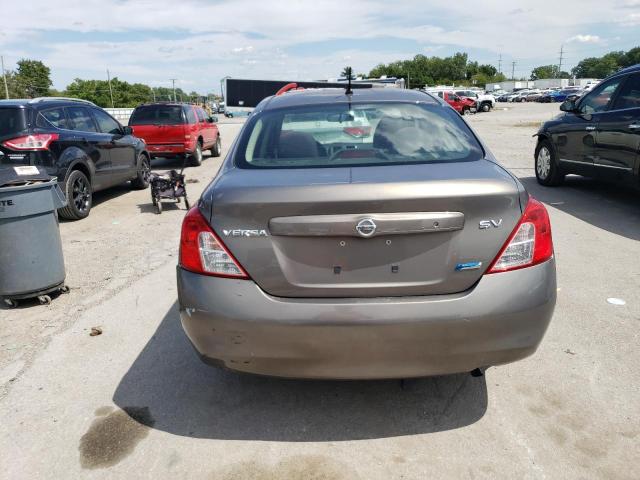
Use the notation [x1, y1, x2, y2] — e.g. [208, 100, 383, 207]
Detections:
[66, 106, 97, 132]
[36, 107, 67, 129]
[579, 78, 623, 114]
[0, 108, 27, 136]
[129, 105, 185, 125]
[92, 109, 121, 134]
[611, 74, 640, 110]
[196, 108, 207, 122]
[185, 107, 197, 124]
[238, 102, 484, 169]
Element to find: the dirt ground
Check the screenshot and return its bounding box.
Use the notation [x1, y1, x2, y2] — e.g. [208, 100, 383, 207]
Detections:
[0, 104, 638, 479]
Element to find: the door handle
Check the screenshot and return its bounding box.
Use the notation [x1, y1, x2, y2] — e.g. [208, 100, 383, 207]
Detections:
[629, 123, 640, 130]
[585, 126, 596, 131]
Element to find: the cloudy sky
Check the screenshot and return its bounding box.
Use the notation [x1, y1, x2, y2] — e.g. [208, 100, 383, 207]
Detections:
[1, 0, 639, 93]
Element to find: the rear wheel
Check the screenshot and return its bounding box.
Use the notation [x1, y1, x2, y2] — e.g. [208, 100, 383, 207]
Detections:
[212, 136, 222, 157]
[190, 141, 203, 166]
[461, 106, 470, 115]
[184, 196, 191, 210]
[59, 170, 92, 220]
[131, 154, 151, 190]
[155, 197, 163, 214]
[480, 102, 491, 112]
[535, 139, 564, 186]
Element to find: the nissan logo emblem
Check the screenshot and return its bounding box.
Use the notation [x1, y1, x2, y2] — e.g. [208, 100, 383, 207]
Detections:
[356, 218, 377, 238]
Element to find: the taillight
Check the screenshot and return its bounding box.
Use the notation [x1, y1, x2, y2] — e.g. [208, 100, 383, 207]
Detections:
[486, 197, 553, 274]
[179, 207, 249, 279]
[2, 133, 59, 151]
[343, 126, 371, 138]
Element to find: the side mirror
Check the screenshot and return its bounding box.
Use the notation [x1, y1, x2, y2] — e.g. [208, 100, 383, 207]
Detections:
[559, 99, 576, 112]
[122, 126, 133, 135]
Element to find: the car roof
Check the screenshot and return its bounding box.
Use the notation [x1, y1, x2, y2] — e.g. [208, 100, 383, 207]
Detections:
[0, 98, 97, 109]
[260, 88, 440, 111]
[604, 63, 640, 81]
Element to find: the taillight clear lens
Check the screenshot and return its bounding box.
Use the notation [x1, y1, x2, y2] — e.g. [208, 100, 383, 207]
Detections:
[2, 134, 59, 151]
[487, 197, 553, 274]
[180, 207, 248, 278]
[198, 231, 245, 277]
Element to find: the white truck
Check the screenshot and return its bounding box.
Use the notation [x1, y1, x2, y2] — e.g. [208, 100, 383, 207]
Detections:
[454, 89, 496, 112]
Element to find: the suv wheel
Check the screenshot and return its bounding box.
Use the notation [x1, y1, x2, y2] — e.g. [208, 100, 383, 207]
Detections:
[190, 141, 203, 166]
[59, 170, 92, 220]
[481, 102, 491, 112]
[212, 136, 222, 157]
[535, 139, 564, 186]
[131, 154, 151, 190]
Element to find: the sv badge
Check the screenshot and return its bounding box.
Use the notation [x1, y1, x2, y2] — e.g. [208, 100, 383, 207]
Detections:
[479, 219, 503, 230]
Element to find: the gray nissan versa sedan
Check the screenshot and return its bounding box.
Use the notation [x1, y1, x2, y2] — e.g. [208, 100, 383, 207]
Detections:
[177, 87, 556, 379]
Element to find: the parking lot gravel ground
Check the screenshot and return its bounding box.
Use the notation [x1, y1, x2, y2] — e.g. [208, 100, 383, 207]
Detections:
[0, 104, 638, 479]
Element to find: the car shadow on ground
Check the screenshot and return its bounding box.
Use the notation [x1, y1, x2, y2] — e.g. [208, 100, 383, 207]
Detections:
[521, 175, 640, 241]
[113, 302, 488, 442]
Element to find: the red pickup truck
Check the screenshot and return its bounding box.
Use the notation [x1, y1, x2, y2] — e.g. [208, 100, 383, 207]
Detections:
[129, 103, 221, 166]
[434, 91, 476, 115]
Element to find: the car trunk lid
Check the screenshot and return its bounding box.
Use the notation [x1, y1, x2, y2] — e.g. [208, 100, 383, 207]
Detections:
[204, 160, 523, 298]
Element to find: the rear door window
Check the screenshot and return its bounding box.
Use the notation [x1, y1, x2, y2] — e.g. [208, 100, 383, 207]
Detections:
[0, 108, 28, 137]
[129, 105, 185, 125]
[36, 107, 67, 129]
[92, 108, 122, 134]
[66, 106, 97, 132]
[185, 107, 197, 124]
[612, 74, 640, 110]
[238, 102, 483, 169]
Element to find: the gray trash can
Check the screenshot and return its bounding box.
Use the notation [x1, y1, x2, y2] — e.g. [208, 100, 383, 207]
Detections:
[0, 178, 68, 307]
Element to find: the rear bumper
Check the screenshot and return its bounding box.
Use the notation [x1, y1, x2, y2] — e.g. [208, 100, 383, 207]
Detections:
[177, 259, 556, 379]
[146, 143, 189, 156]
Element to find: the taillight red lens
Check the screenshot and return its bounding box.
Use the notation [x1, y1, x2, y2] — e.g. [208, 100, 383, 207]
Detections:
[179, 207, 249, 279]
[343, 126, 371, 138]
[486, 197, 553, 274]
[2, 133, 59, 151]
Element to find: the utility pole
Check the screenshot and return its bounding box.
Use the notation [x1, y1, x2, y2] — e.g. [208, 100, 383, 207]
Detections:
[498, 53, 502, 75]
[511, 61, 516, 81]
[1, 56, 9, 99]
[106, 69, 115, 108]
[558, 45, 564, 77]
[152, 88, 156, 102]
[170, 78, 177, 102]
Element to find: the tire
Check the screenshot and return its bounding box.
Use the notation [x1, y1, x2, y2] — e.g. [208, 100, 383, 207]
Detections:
[212, 136, 222, 157]
[184, 197, 191, 210]
[131, 153, 151, 190]
[59, 170, 92, 220]
[461, 107, 470, 115]
[190, 141, 203, 166]
[480, 102, 491, 112]
[155, 198, 162, 214]
[535, 139, 564, 186]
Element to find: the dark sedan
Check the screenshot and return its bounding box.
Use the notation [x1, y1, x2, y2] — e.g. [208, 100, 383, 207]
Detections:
[534, 64, 640, 187]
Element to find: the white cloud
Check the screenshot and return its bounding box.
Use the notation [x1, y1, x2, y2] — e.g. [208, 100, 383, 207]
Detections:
[0, 0, 636, 92]
[567, 34, 602, 43]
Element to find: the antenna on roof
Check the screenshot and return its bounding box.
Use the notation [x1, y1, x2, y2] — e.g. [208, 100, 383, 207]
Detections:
[345, 67, 353, 95]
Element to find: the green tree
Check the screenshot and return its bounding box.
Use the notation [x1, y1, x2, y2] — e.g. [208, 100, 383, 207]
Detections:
[15, 59, 52, 97]
[530, 65, 570, 80]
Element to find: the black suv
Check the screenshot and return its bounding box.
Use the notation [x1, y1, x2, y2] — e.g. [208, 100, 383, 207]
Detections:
[534, 64, 640, 187]
[0, 97, 149, 219]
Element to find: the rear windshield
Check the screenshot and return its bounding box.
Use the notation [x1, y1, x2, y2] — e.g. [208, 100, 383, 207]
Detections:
[236, 102, 483, 169]
[129, 105, 184, 126]
[0, 108, 28, 137]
